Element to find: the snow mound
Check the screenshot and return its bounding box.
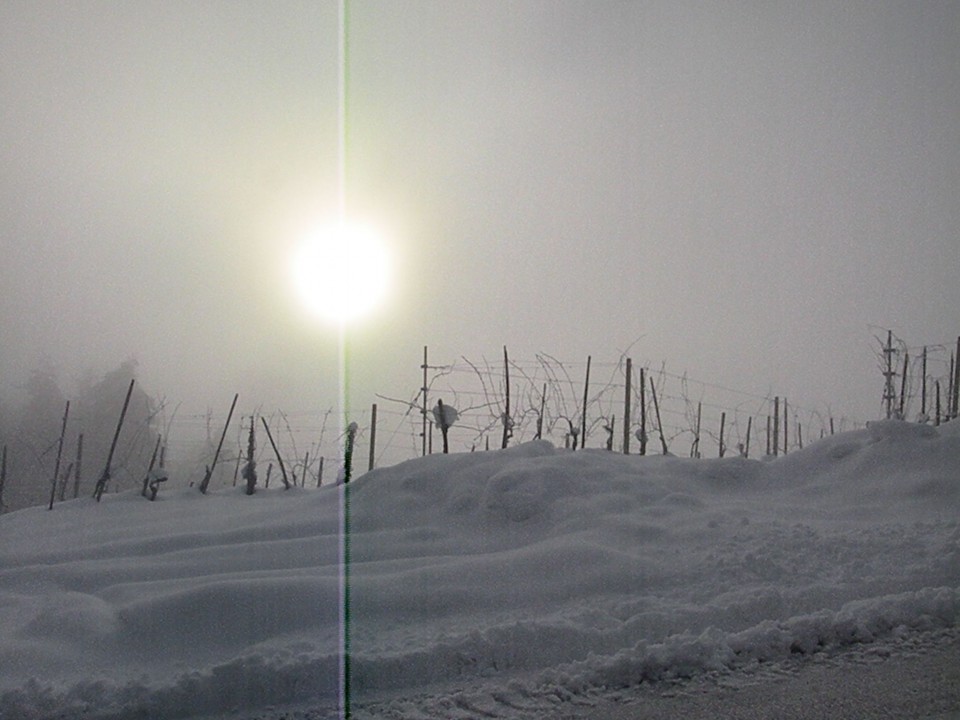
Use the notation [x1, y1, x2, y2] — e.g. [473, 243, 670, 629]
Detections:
[1, 421, 957, 719]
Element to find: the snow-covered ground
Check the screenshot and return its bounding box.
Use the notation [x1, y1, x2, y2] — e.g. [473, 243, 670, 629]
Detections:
[1, 419, 958, 719]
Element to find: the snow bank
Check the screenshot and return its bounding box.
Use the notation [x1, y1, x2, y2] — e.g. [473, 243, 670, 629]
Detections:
[0, 420, 957, 719]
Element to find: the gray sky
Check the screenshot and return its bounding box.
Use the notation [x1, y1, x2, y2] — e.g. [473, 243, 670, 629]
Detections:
[2, 1, 958, 458]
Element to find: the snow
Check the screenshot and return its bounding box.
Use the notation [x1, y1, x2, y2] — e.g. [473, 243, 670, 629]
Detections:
[0, 419, 958, 719]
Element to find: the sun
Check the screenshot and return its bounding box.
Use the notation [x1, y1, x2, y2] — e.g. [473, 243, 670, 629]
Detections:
[292, 221, 391, 325]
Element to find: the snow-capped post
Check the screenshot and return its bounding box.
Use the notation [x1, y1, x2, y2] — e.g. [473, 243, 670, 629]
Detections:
[48, 400, 69, 510]
[260, 418, 290, 489]
[433, 399, 458, 454]
[94, 379, 135, 502]
[242, 417, 257, 495]
[580, 356, 591, 449]
[501, 346, 511, 449]
[623, 358, 632, 454]
[199, 393, 238, 494]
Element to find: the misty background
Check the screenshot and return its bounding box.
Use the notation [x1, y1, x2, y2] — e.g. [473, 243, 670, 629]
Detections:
[2, 2, 958, 505]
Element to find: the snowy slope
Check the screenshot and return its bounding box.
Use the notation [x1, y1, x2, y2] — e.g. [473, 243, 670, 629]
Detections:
[0, 419, 958, 719]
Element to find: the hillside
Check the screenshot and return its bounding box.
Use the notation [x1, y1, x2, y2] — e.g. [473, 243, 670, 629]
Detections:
[1, 419, 958, 719]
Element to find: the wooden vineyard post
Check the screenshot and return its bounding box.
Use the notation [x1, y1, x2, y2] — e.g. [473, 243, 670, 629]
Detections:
[501, 346, 512, 449]
[199, 393, 238, 494]
[953, 336, 960, 419]
[317, 457, 324, 487]
[94, 380, 135, 502]
[343, 422, 358, 483]
[580, 355, 591, 450]
[48, 401, 70, 510]
[783, 397, 788, 455]
[261, 417, 290, 489]
[883, 330, 896, 419]
[142, 434, 162, 497]
[536, 384, 546, 440]
[242, 418, 257, 495]
[773, 397, 780, 457]
[649, 375, 668, 455]
[934, 380, 943, 425]
[421, 346, 428, 457]
[72, 434, 83, 499]
[921, 346, 928, 420]
[797, 422, 803, 450]
[0, 445, 7, 513]
[639, 367, 647, 455]
[898, 352, 909, 419]
[744, 416, 752, 458]
[718, 412, 726, 458]
[947, 355, 954, 420]
[766, 415, 771, 455]
[933, 380, 941, 426]
[623, 358, 632, 454]
[368, 403, 377, 471]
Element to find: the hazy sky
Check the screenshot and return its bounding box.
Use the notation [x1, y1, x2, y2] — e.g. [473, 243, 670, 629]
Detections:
[2, 1, 958, 452]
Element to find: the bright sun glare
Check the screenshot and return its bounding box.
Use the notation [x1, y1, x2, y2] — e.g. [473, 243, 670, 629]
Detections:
[292, 222, 391, 325]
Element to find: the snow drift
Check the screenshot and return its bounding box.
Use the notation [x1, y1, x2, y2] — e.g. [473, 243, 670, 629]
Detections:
[0, 419, 957, 719]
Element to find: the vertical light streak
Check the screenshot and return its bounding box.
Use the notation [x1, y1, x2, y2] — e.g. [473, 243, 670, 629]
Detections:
[336, 1, 351, 719]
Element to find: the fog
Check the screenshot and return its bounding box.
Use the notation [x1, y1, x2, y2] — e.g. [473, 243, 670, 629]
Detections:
[2, 2, 958, 472]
